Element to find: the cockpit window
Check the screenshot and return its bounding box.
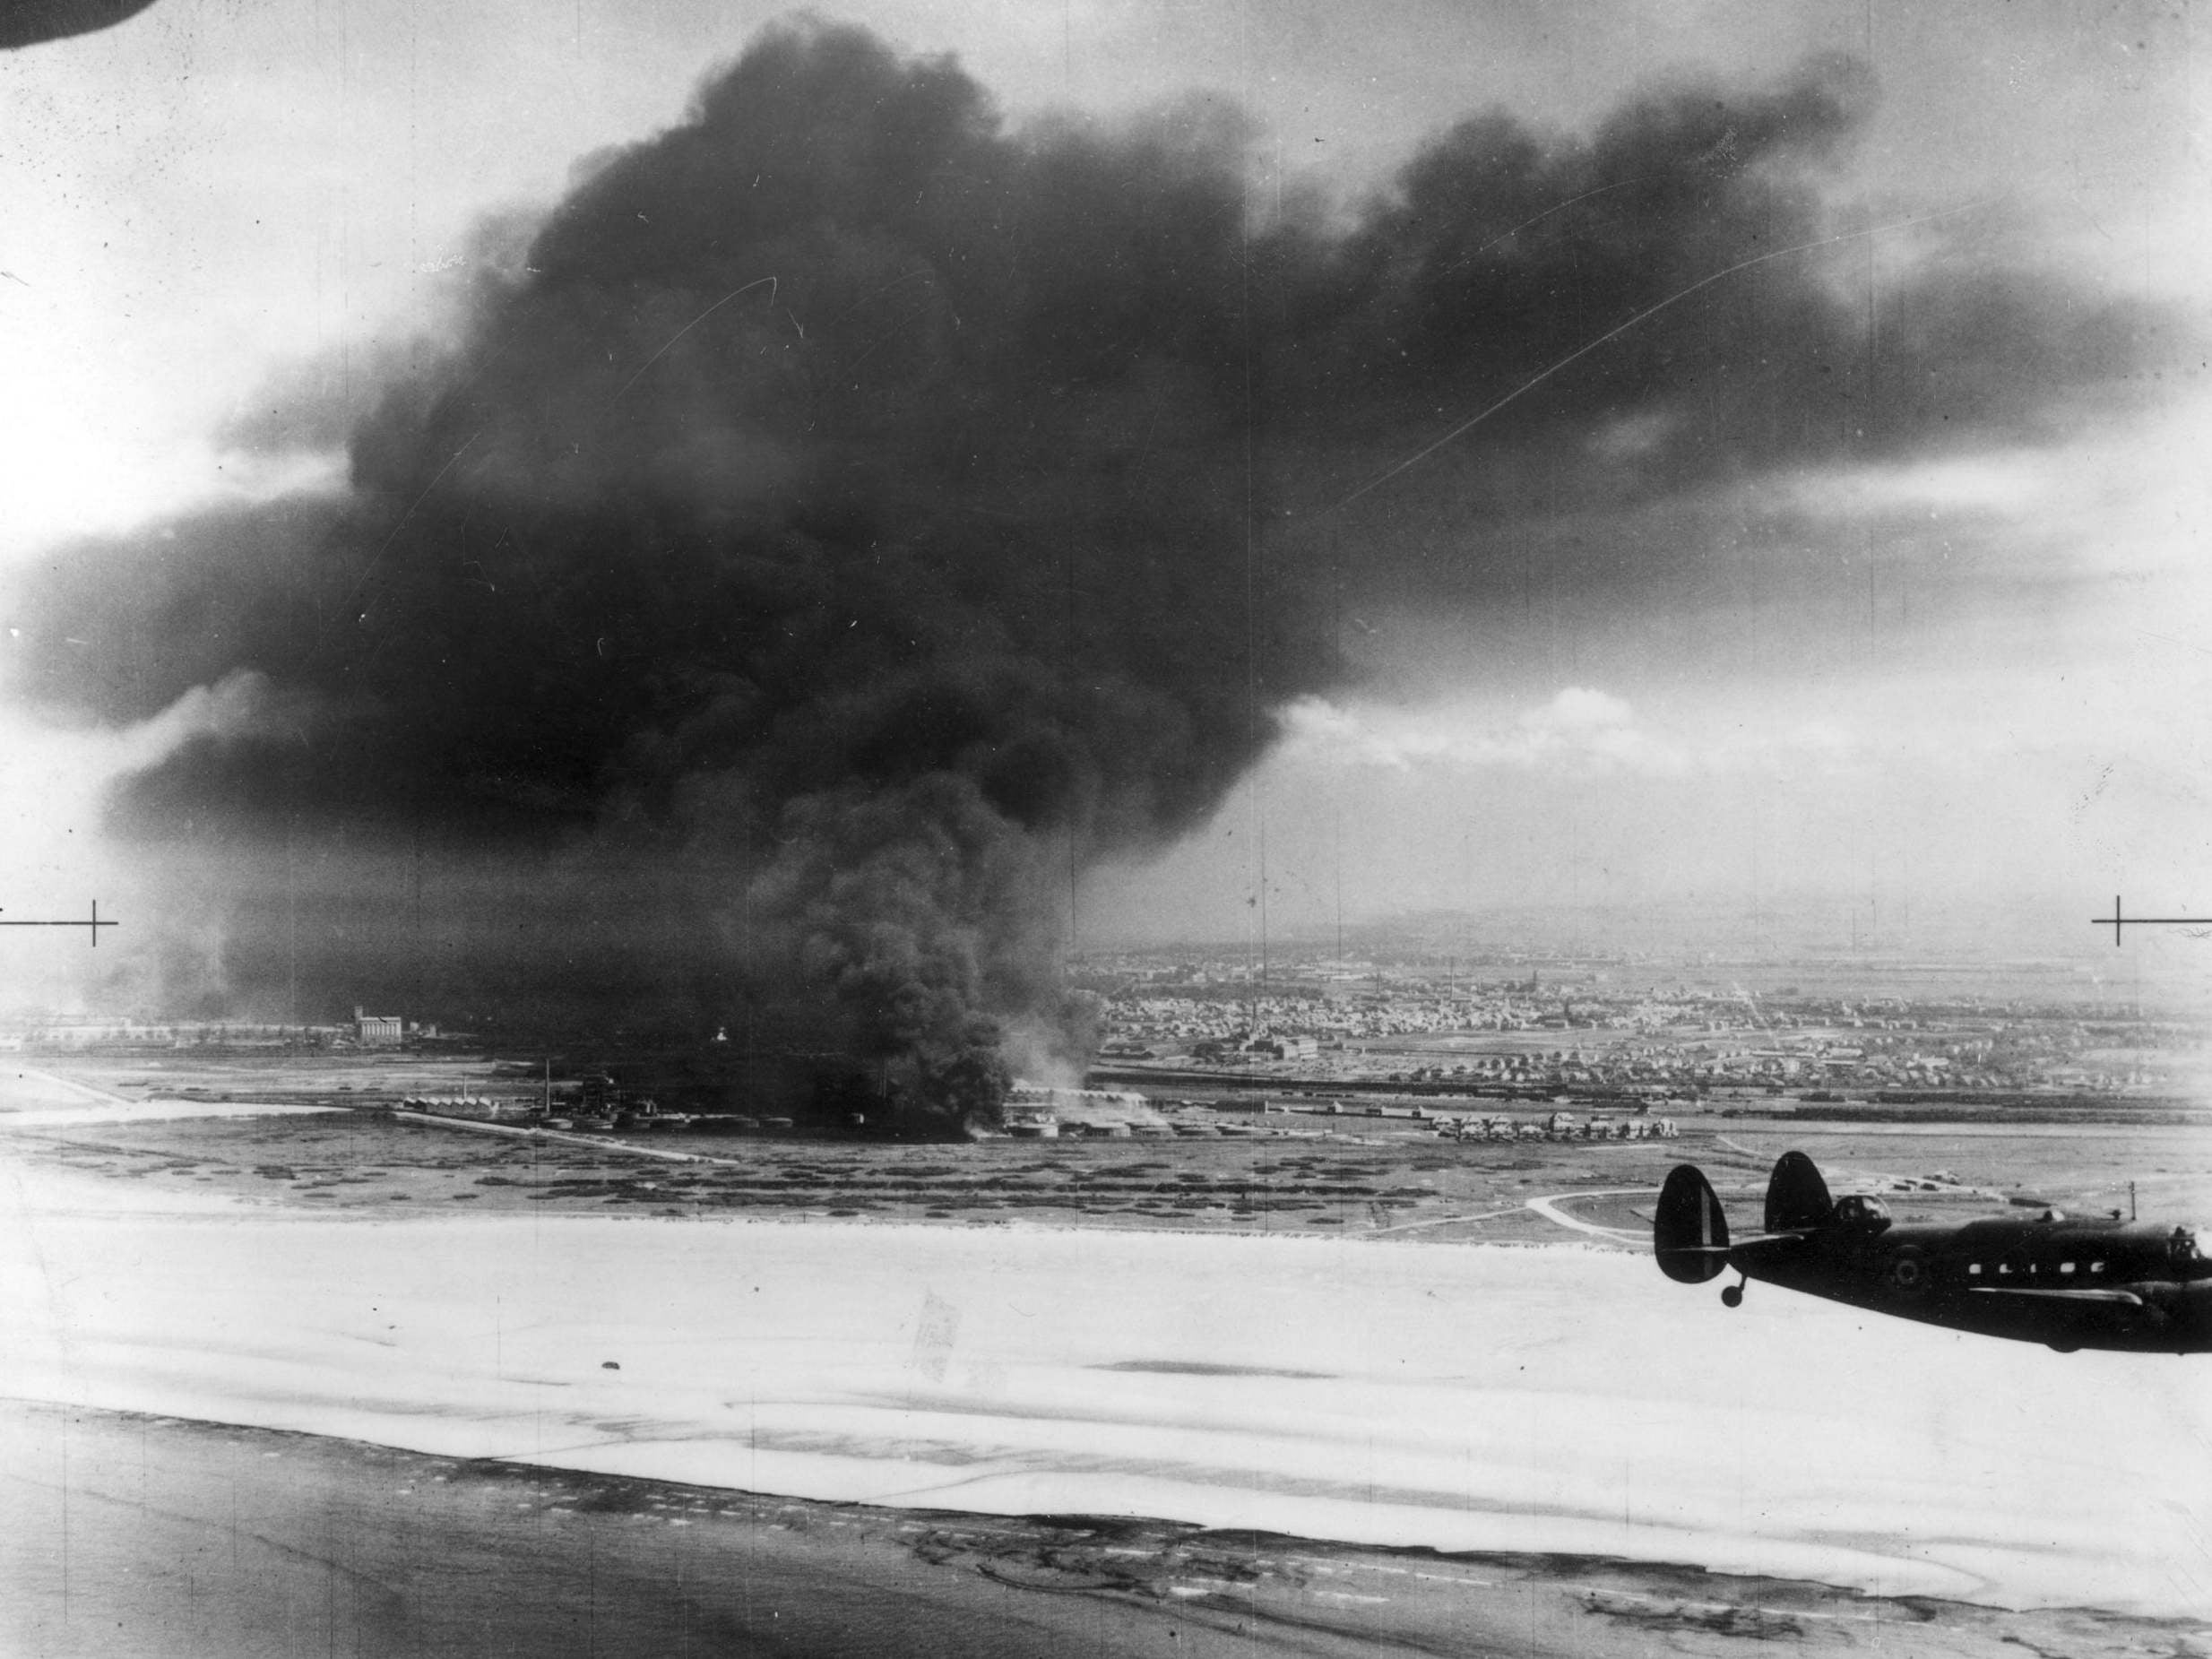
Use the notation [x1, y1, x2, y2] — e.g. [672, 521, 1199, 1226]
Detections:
[1835, 1195, 1891, 1226]
[2171, 1227, 2208, 1266]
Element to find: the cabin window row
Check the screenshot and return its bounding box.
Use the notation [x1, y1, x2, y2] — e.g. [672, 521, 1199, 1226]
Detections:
[1964, 1260, 2105, 1276]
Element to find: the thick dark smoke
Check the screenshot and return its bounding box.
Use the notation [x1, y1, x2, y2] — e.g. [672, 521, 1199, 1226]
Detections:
[13, 22, 2168, 1119]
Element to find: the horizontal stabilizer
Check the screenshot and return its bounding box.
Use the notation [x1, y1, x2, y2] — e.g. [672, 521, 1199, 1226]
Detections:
[1655, 1164, 1731, 1283]
[1765, 1150, 1834, 1233]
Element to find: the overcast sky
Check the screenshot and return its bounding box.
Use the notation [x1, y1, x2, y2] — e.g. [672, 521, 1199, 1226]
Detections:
[2, 0, 2208, 1012]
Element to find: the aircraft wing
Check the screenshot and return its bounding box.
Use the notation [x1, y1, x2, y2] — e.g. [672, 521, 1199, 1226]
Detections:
[1, 0, 161, 49]
[1661, 1231, 1807, 1255]
[1968, 1286, 2145, 1306]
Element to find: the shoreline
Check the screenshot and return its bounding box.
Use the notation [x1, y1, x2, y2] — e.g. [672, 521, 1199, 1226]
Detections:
[5, 1150, 2208, 1619]
[4, 1079, 2209, 1629]
[5, 1397, 2198, 1659]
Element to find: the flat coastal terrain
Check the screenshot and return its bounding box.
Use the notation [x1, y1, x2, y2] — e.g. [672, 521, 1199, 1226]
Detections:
[4, 1058, 2209, 1656]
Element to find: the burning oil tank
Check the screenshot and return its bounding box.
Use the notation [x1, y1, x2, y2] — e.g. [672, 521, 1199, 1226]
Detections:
[1002, 1081, 1168, 1137]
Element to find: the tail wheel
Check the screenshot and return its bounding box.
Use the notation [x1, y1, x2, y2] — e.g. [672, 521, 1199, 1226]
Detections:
[1888, 1248, 1931, 1296]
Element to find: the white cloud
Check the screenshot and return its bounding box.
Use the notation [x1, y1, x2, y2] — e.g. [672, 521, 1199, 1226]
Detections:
[1278, 687, 1853, 779]
[1786, 451, 2051, 520]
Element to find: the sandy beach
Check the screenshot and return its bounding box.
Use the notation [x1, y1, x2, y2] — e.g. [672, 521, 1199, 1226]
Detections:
[4, 1136, 2208, 1610]
[3, 1069, 2210, 1653]
[22, 1397, 2188, 1659]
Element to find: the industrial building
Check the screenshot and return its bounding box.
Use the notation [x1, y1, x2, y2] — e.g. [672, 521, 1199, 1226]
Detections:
[354, 1009, 405, 1048]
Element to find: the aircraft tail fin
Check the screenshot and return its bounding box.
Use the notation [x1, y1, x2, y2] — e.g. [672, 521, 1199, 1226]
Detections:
[1655, 1164, 1732, 1283]
[1764, 1150, 1834, 1232]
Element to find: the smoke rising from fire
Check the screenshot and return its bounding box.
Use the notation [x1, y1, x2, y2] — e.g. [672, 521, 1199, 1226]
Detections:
[10, 21, 2168, 1114]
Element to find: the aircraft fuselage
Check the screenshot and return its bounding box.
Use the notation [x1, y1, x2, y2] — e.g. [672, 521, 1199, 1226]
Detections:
[1731, 1215, 2212, 1352]
[1657, 1154, 2212, 1352]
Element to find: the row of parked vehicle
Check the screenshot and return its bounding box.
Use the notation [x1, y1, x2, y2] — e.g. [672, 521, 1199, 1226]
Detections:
[1434, 1110, 1678, 1143]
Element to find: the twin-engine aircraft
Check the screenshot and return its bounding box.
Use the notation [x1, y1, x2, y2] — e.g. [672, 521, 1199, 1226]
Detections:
[1656, 1152, 2211, 1353]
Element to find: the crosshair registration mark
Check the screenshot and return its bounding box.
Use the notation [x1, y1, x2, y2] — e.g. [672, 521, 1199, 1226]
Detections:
[0, 900, 117, 946]
[2092, 895, 2207, 946]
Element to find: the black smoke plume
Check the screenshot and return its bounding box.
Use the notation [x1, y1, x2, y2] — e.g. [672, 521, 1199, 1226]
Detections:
[11, 22, 2167, 1120]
